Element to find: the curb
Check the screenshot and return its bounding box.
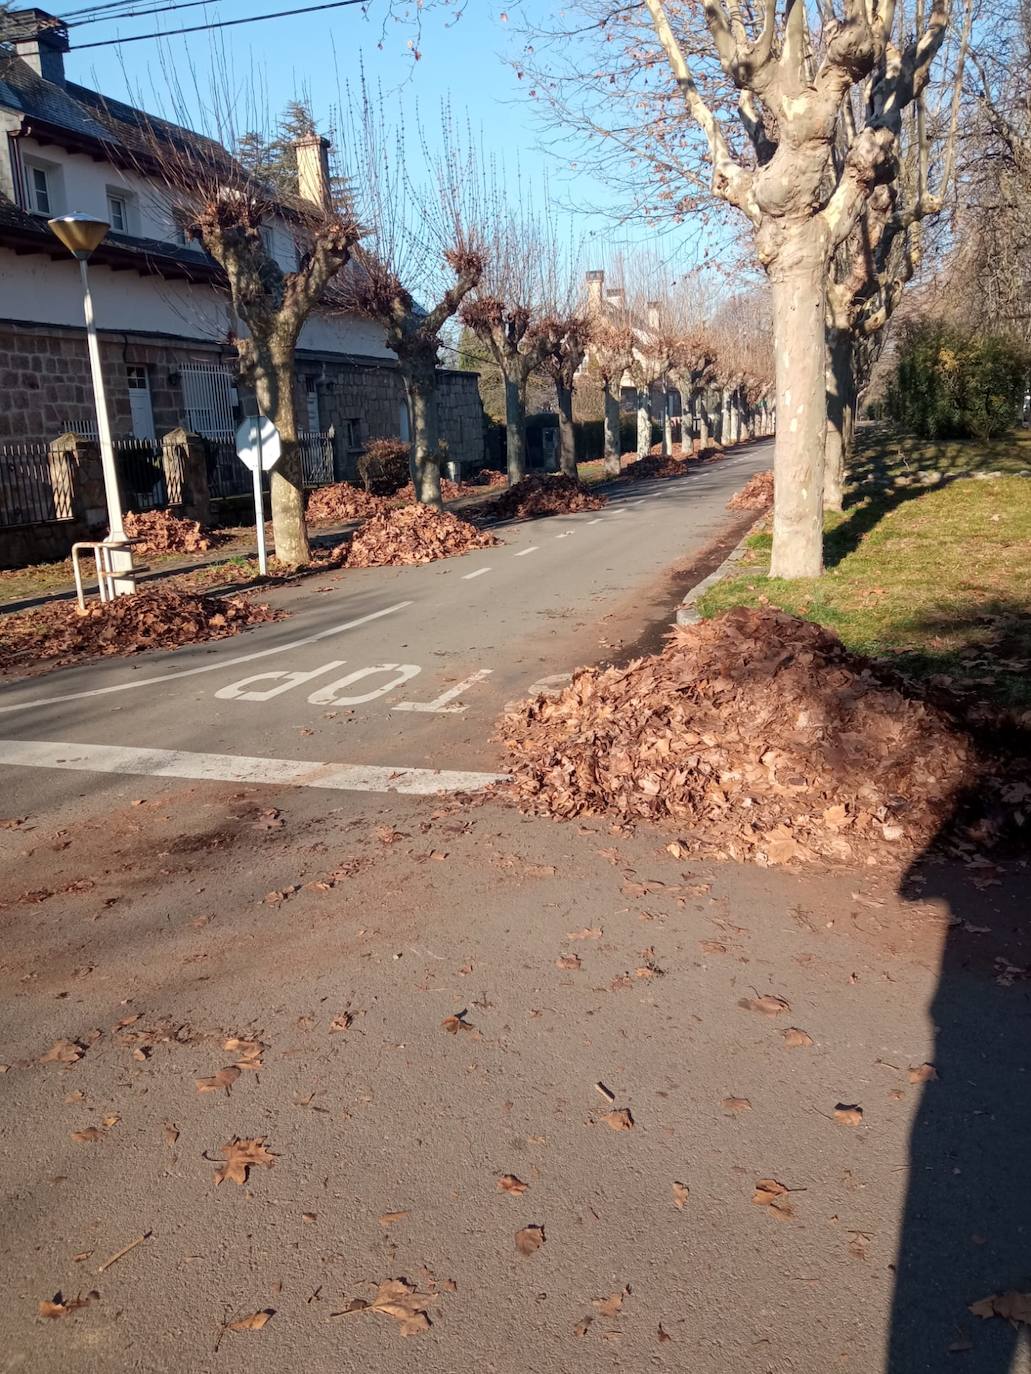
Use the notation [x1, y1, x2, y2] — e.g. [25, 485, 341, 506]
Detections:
[675, 515, 766, 627]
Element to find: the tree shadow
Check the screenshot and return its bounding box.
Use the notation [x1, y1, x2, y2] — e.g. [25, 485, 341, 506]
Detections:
[887, 606, 1031, 1370]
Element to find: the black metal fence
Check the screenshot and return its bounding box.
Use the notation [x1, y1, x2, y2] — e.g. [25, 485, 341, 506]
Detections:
[0, 443, 74, 527]
[115, 437, 168, 512]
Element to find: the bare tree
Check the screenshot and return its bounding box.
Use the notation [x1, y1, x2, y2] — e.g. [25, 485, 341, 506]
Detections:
[539, 313, 592, 476]
[332, 91, 485, 506]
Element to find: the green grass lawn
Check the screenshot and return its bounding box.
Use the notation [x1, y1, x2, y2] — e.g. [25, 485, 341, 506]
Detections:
[698, 428, 1031, 712]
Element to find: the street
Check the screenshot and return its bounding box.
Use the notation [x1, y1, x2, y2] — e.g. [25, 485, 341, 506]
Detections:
[1, 441, 1025, 1373]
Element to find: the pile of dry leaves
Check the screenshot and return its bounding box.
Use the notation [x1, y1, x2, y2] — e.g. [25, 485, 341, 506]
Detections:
[490, 474, 606, 520]
[122, 509, 219, 556]
[728, 470, 774, 511]
[500, 606, 984, 867]
[620, 453, 693, 482]
[1, 587, 283, 676]
[341, 504, 499, 568]
[469, 467, 508, 488]
[306, 482, 388, 524]
[396, 477, 470, 503]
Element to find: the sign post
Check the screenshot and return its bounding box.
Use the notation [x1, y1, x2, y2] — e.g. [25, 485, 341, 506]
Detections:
[235, 416, 282, 576]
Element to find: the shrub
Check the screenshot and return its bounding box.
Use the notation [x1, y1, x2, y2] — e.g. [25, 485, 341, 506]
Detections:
[356, 437, 411, 495]
[888, 322, 1028, 440]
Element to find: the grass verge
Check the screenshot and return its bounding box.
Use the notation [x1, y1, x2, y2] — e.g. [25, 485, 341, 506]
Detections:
[698, 432, 1031, 714]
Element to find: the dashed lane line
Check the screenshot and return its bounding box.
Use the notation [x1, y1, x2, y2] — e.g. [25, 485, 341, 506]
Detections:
[0, 738, 509, 796]
[0, 602, 413, 717]
[514, 547, 539, 558]
[462, 567, 491, 580]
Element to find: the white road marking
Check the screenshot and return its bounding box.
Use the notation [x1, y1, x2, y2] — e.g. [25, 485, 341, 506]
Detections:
[514, 546, 539, 558]
[0, 603, 412, 717]
[0, 738, 508, 795]
[554, 530, 574, 539]
[586, 518, 604, 526]
[215, 661, 347, 702]
[394, 669, 493, 714]
[462, 567, 491, 580]
[308, 663, 421, 706]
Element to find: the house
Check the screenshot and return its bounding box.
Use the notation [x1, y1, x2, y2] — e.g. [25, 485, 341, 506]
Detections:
[0, 8, 484, 489]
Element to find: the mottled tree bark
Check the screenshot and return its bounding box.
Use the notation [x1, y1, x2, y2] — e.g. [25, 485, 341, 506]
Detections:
[824, 325, 855, 512]
[402, 356, 443, 508]
[636, 390, 651, 456]
[603, 384, 621, 477]
[505, 376, 527, 483]
[555, 381, 577, 476]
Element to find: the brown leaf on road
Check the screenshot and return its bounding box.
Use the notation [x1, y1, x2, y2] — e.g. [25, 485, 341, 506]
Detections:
[555, 953, 582, 971]
[101, 1114, 120, 1129]
[378, 1211, 410, 1226]
[700, 940, 727, 955]
[329, 1013, 352, 1033]
[515, 1225, 546, 1256]
[196, 1066, 242, 1095]
[970, 1292, 1031, 1325]
[224, 1037, 266, 1065]
[574, 1316, 593, 1338]
[834, 1104, 864, 1126]
[752, 1179, 795, 1220]
[212, 1137, 276, 1187]
[783, 1027, 814, 1048]
[441, 1010, 475, 1034]
[112, 1013, 142, 1031]
[41, 1039, 86, 1065]
[227, 1310, 274, 1332]
[70, 1127, 104, 1144]
[334, 1279, 434, 1336]
[740, 994, 791, 1015]
[601, 1108, 634, 1131]
[252, 809, 285, 831]
[566, 927, 603, 941]
[908, 1062, 939, 1084]
[498, 1174, 528, 1195]
[658, 1323, 673, 1343]
[162, 1122, 179, 1149]
[593, 1289, 628, 1318]
[722, 1096, 752, 1114]
[38, 1290, 98, 1319]
[672, 1181, 690, 1210]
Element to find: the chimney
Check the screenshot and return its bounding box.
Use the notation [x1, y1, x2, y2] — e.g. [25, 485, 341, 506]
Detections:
[605, 287, 625, 309]
[294, 132, 332, 211]
[2, 8, 69, 84]
[585, 269, 604, 312]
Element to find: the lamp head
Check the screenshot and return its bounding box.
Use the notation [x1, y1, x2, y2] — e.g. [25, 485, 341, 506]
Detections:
[48, 212, 110, 260]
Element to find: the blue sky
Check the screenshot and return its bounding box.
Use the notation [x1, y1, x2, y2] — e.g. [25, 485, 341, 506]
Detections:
[61, 0, 702, 277]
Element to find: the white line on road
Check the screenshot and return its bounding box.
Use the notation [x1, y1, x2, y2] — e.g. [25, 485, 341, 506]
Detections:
[0, 602, 412, 717]
[586, 518, 604, 526]
[462, 567, 491, 580]
[0, 738, 508, 796]
[554, 530, 574, 539]
[514, 547, 539, 557]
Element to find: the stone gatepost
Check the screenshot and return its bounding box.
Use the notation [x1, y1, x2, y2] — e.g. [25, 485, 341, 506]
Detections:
[162, 427, 211, 526]
[50, 432, 106, 528]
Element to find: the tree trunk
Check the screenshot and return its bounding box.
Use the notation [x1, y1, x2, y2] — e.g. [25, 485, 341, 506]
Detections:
[636, 390, 651, 456]
[769, 243, 827, 580]
[697, 393, 709, 451]
[504, 373, 526, 485]
[254, 349, 308, 568]
[824, 327, 855, 513]
[556, 381, 577, 477]
[662, 391, 673, 454]
[603, 383, 621, 478]
[404, 362, 443, 509]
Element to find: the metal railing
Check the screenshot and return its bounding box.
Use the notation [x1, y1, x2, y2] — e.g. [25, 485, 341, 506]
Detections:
[0, 442, 74, 527]
[300, 429, 335, 487]
[114, 436, 167, 511]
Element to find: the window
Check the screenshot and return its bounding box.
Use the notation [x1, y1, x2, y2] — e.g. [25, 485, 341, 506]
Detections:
[107, 194, 127, 233]
[29, 165, 51, 215]
[344, 418, 361, 452]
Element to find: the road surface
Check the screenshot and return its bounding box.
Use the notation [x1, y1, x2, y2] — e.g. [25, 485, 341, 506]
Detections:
[1, 440, 1024, 1374]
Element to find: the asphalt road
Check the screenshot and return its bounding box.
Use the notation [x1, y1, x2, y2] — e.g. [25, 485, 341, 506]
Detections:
[0, 443, 773, 813]
[2, 439, 1024, 1374]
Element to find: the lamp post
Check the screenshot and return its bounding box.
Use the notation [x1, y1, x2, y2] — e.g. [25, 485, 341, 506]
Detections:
[48, 212, 135, 596]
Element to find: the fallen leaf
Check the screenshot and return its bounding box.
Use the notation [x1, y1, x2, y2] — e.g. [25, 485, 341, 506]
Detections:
[334, 1279, 433, 1336]
[41, 1038, 85, 1065]
[515, 1224, 546, 1256]
[378, 1210, 409, 1226]
[672, 1181, 689, 1210]
[665, 841, 684, 859]
[498, 1174, 528, 1195]
[601, 1108, 634, 1131]
[555, 953, 582, 971]
[574, 1316, 593, 1337]
[38, 1291, 97, 1319]
[441, 1010, 474, 1034]
[783, 1027, 814, 1048]
[112, 1013, 142, 1031]
[196, 1066, 241, 1095]
[739, 994, 790, 1015]
[525, 863, 556, 878]
[970, 1292, 1031, 1325]
[700, 940, 727, 955]
[101, 1114, 120, 1129]
[752, 1178, 794, 1219]
[329, 1013, 352, 1033]
[566, 927, 603, 940]
[224, 1037, 265, 1064]
[722, 1096, 751, 1114]
[253, 809, 285, 831]
[228, 1309, 274, 1331]
[213, 1137, 276, 1187]
[70, 1127, 104, 1143]
[163, 1122, 179, 1148]
[834, 1103, 864, 1126]
[593, 1289, 627, 1318]
[658, 1323, 673, 1343]
[908, 1062, 938, 1084]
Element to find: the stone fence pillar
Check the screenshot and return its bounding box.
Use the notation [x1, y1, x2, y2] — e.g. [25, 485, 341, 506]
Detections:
[50, 432, 106, 528]
[162, 427, 211, 526]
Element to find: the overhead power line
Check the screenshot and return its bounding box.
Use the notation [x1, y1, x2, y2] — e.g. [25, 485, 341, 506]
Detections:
[69, 0, 367, 49]
[63, 0, 246, 30]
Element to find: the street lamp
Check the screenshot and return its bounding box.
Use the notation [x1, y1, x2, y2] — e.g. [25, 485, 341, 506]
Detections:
[48, 212, 135, 596]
